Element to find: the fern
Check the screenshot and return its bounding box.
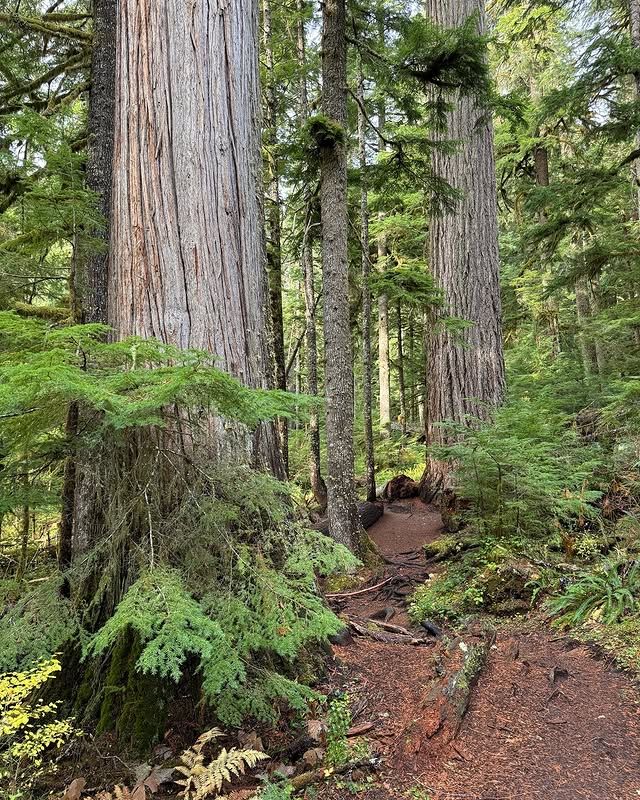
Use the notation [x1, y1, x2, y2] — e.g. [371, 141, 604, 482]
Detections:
[547, 560, 640, 625]
[84, 570, 229, 682]
[176, 728, 268, 800]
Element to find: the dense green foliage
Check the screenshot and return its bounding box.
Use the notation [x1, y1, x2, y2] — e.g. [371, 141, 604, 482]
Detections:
[4, 0, 640, 793]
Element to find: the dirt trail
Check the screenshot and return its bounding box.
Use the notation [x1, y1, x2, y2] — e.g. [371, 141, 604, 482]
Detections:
[323, 499, 640, 800]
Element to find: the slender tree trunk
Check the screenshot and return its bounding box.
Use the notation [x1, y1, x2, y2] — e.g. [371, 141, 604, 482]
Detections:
[589, 279, 608, 376]
[358, 67, 377, 502]
[378, 292, 391, 435]
[630, 0, 640, 215]
[320, 0, 360, 549]
[58, 400, 78, 570]
[17, 473, 30, 580]
[375, 7, 391, 436]
[396, 300, 407, 435]
[575, 276, 598, 378]
[298, 0, 327, 510]
[408, 311, 417, 423]
[421, 0, 505, 497]
[262, 0, 288, 475]
[18, 503, 30, 580]
[532, 128, 561, 356]
[71, 0, 117, 557]
[80, 0, 117, 325]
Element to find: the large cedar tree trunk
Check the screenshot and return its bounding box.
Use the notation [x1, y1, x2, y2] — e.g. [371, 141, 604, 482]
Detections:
[320, 0, 360, 549]
[421, 0, 505, 497]
[74, 0, 283, 557]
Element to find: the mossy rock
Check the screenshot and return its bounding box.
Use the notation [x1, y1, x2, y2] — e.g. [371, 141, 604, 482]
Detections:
[614, 517, 640, 553]
[423, 536, 470, 562]
[324, 573, 361, 594]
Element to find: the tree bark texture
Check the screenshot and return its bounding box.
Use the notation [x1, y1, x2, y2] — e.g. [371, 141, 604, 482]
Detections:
[423, 0, 505, 491]
[396, 300, 407, 435]
[71, 0, 117, 557]
[74, 0, 283, 561]
[358, 68, 377, 503]
[376, 8, 391, 435]
[320, 0, 360, 549]
[81, 0, 117, 325]
[262, 0, 288, 475]
[108, 0, 281, 470]
[298, 0, 327, 510]
[630, 0, 640, 215]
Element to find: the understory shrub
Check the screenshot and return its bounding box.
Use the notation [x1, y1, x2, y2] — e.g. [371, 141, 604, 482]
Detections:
[0, 659, 78, 796]
[546, 559, 640, 625]
[437, 397, 603, 540]
[0, 313, 358, 743]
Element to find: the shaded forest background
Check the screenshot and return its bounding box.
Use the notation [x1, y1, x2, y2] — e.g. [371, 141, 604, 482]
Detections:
[2, 0, 640, 796]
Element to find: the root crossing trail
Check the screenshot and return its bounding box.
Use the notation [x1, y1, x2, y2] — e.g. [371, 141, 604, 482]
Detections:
[323, 499, 640, 800]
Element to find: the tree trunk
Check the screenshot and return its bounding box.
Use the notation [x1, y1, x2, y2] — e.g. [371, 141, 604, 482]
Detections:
[575, 277, 598, 378]
[262, 0, 288, 475]
[71, 0, 117, 557]
[630, 0, 640, 215]
[396, 300, 407, 435]
[74, 0, 283, 557]
[421, 0, 505, 497]
[80, 0, 117, 325]
[358, 66, 377, 503]
[378, 292, 391, 435]
[376, 92, 391, 436]
[58, 400, 78, 571]
[531, 126, 560, 356]
[375, 9, 391, 436]
[589, 279, 608, 376]
[408, 311, 417, 423]
[320, 0, 360, 549]
[298, 0, 327, 510]
[17, 493, 30, 581]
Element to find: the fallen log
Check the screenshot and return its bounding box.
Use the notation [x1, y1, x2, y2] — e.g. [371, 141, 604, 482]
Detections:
[422, 629, 495, 742]
[314, 501, 383, 536]
[348, 618, 431, 646]
[364, 617, 418, 637]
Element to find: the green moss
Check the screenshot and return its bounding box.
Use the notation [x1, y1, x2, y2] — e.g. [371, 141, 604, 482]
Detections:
[305, 114, 345, 152]
[575, 615, 640, 675]
[324, 573, 361, 593]
[96, 632, 167, 752]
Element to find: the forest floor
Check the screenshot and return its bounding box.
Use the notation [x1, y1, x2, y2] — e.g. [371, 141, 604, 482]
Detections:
[321, 498, 640, 800]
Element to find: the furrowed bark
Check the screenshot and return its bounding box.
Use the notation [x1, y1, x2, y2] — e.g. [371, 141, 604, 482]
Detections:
[358, 67, 377, 503]
[421, 0, 505, 497]
[320, 0, 360, 549]
[298, 0, 327, 510]
[262, 0, 288, 475]
[74, 0, 284, 563]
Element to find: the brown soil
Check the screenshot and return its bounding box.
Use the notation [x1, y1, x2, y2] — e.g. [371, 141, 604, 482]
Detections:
[321, 498, 640, 800]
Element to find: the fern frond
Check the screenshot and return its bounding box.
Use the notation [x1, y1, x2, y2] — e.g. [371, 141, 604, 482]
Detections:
[177, 731, 268, 799]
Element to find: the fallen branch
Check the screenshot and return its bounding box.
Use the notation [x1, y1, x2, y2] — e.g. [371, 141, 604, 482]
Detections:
[290, 758, 376, 791]
[326, 576, 393, 599]
[364, 618, 417, 637]
[349, 618, 430, 646]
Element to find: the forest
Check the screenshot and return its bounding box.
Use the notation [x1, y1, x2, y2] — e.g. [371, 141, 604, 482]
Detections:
[1, 0, 640, 797]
